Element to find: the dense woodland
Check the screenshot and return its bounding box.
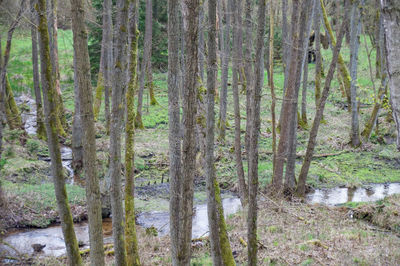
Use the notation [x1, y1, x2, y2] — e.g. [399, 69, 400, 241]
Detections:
[0, 0, 400, 265]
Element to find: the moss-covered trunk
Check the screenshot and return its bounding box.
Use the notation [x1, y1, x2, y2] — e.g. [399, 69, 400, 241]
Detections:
[125, 1, 141, 265]
[37, 0, 82, 265]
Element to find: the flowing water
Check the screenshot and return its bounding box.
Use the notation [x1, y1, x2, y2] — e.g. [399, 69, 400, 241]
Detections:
[0, 197, 242, 258]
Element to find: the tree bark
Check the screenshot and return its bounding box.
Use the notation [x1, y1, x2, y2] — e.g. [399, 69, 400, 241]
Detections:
[178, 1, 199, 264]
[125, 1, 141, 265]
[168, 0, 182, 264]
[109, 0, 129, 264]
[269, 0, 277, 174]
[381, 0, 400, 151]
[206, 1, 223, 263]
[349, 0, 363, 147]
[30, 0, 46, 140]
[136, 0, 155, 128]
[232, 0, 248, 206]
[70, 0, 105, 265]
[248, 0, 266, 264]
[218, 0, 231, 141]
[48, 0, 67, 136]
[272, 0, 302, 191]
[320, 0, 352, 109]
[93, 0, 113, 125]
[284, 0, 314, 191]
[297, 6, 349, 197]
[314, 0, 322, 108]
[244, 0, 253, 154]
[37, 0, 83, 264]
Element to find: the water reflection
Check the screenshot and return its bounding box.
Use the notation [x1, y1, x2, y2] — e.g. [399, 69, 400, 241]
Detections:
[307, 183, 400, 205]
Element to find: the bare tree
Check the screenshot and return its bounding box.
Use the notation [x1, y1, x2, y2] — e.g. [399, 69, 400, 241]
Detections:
[125, 1, 141, 265]
[218, 0, 231, 141]
[30, 0, 46, 140]
[136, 0, 156, 128]
[231, 0, 248, 206]
[248, 0, 266, 264]
[349, 0, 363, 147]
[70, 0, 105, 265]
[93, 0, 113, 132]
[297, 3, 349, 196]
[109, 0, 129, 264]
[269, 0, 277, 173]
[178, 1, 199, 264]
[381, 0, 400, 150]
[37, 0, 82, 264]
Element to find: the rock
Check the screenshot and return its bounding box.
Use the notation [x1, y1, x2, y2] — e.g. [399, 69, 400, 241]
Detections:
[31, 243, 46, 253]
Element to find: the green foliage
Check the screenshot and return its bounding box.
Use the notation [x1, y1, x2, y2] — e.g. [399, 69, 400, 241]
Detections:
[0, 159, 6, 171]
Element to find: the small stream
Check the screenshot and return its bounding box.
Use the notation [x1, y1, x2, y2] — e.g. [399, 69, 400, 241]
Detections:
[17, 94, 74, 178]
[0, 197, 242, 258]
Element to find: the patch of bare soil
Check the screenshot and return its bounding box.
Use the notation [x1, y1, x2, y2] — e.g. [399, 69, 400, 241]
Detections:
[353, 194, 400, 234]
[228, 197, 400, 265]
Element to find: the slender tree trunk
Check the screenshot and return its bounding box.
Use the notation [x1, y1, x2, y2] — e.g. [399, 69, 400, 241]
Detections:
[301, 55, 309, 126]
[206, 1, 223, 263]
[349, 0, 363, 147]
[248, 0, 265, 264]
[198, 2, 205, 82]
[218, 0, 231, 141]
[178, 1, 199, 265]
[272, 0, 301, 191]
[30, 0, 46, 140]
[37, 0, 82, 264]
[0, 0, 26, 132]
[320, 0, 352, 109]
[136, 0, 155, 128]
[168, 0, 182, 264]
[94, 0, 113, 123]
[314, 0, 322, 108]
[109, 0, 129, 264]
[269, 0, 277, 173]
[48, 0, 66, 136]
[244, 0, 253, 154]
[125, 1, 141, 265]
[381, 0, 400, 150]
[70, 1, 105, 265]
[297, 6, 349, 197]
[71, 56, 83, 181]
[232, 0, 248, 206]
[284, 0, 314, 191]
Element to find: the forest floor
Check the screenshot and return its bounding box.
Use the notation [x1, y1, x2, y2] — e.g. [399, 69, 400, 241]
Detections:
[1, 30, 400, 264]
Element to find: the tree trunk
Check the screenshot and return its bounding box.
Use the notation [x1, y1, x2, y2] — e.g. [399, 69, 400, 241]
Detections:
[218, 0, 231, 141]
[272, 0, 302, 191]
[284, 0, 314, 192]
[71, 55, 83, 181]
[168, 0, 182, 264]
[206, 1, 223, 263]
[125, 1, 141, 265]
[297, 6, 349, 197]
[93, 0, 113, 122]
[0, 0, 25, 132]
[104, 0, 113, 133]
[269, 0, 277, 176]
[320, 0, 352, 109]
[48, 0, 67, 136]
[248, 0, 266, 264]
[37, 0, 82, 264]
[30, 0, 46, 140]
[109, 0, 129, 264]
[381, 0, 400, 151]
[314, 0, 322, 108]
[178, 1, 199, 264]
[349, 0, 363, 147]
[244, 0, 253, 154]
[198, 2, 205, 82]
[232, 0, 248, 207]
[136, 0, 155, 128]
[70, 1, 105, 265]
